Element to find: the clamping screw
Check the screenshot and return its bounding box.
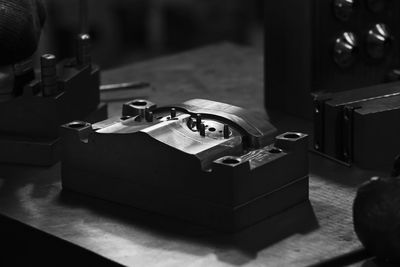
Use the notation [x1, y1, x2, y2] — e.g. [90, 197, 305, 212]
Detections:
[170, 108, 176, 118]
[76, 33, 91, 66]
[41, 54, 58, 96]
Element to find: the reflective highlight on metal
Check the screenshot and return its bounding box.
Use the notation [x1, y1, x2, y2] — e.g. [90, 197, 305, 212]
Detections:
[333, 32, 358, 68]
[367, 23, 392, 59]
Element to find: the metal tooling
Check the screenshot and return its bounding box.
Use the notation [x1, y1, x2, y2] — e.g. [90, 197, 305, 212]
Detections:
[265, 0, 400, 119]
[313, 81, 400, 170]
[60, 98, 309, 232]
[0, 34, 107, 166]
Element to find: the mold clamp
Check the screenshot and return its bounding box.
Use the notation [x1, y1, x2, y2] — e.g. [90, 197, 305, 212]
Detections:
[61, 99, 309, 232]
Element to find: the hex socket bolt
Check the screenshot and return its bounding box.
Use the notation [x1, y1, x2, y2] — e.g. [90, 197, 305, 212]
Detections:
[76, 33, 91, 66]
[41, 54, 58, 96]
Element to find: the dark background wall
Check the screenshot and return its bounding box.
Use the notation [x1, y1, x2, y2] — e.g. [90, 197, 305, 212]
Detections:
[38, 0, 263, 69]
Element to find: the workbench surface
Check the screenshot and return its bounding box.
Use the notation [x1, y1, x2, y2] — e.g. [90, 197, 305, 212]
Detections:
[0, 44, 385, 266]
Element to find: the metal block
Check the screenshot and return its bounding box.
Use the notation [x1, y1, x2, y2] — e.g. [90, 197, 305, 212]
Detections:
[0, 57, 107, 165]
[265, 0, 400, 118]
[61, 99, 309, 231]
[314, 81, 400, 170]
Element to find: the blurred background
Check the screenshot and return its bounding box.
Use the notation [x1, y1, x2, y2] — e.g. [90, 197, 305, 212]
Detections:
[38, 0, 263, 70]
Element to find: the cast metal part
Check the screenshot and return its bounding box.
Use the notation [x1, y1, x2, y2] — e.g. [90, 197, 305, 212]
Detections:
[0, 37, 106, 165]
[61, 99, 309, 232]
[313, 81, 400, 170]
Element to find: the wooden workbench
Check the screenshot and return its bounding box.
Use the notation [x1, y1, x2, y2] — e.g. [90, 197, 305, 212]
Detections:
[0, 43, 386, 266]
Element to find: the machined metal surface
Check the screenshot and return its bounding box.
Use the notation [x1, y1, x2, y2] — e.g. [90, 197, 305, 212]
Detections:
[61, 99, 309, 232]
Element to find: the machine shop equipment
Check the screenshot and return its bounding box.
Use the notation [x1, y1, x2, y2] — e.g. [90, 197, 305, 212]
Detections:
[61, 99, 309, 232]
[352, 156, 400, 264]
[265, 0, 400, 118]
[265, 0, 400, 171]
[0, 37, 107, 165]
[0, 0, 107, 165]
[313, 81, 400, 170]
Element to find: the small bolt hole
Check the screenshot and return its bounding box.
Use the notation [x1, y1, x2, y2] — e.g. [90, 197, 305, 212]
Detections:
[283, 133, 301, 139]
[222, 157, 241, 165]
[68, 122, 88, 129]
[209, 127, 216, 132]
[130, 100, 147, 106]
[269, 148, 282, 154]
